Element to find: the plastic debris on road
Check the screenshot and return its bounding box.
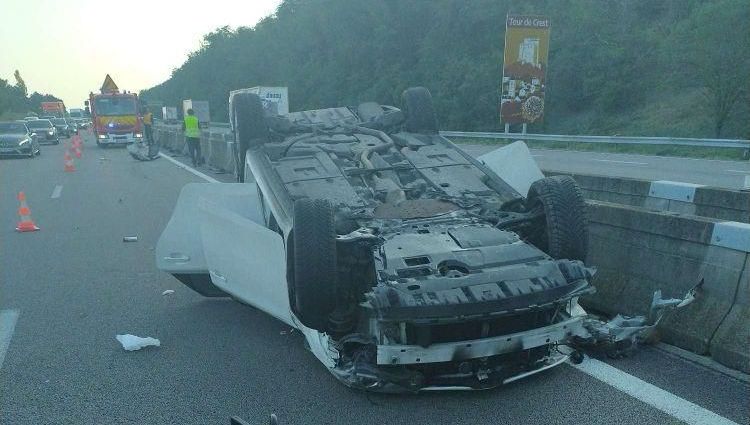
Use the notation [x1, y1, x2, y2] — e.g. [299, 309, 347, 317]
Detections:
[115, 334, 161, 351]
[123, 236, 138, 242]
[162, 289, 175, 296]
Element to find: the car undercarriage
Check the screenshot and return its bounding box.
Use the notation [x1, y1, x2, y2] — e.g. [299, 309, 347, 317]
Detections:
[157, 87, 699, 392]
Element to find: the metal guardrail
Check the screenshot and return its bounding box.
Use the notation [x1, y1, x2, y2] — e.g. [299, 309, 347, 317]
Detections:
[155, 120, 750, 150]
[440, 131, 750, 149]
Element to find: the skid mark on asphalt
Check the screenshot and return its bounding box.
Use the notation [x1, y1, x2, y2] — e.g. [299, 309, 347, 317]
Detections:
[573, 357, 740, 425]
[0, 309, 19, 370]
[158, 152, 220, 183]
[50, 185, 63, 199]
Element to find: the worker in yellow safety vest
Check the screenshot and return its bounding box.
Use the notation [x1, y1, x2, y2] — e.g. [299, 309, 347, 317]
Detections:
[182, 109, 203, 167]
[142, 106, 154, 145]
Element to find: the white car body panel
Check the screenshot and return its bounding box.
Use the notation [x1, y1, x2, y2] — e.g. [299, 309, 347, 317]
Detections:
[478, 141, 544, 196]
[200, 198, 293, 326]
[156, 182, 265, 276]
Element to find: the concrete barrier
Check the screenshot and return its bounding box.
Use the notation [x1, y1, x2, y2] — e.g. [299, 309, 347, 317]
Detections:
[710, 253, 750, 372]
[546, 171, 750, 223]
[162, 130, 175, 151]
[199, 130, 211, 163]
[584, 201, 750, 372]
[173, 133, 186, 155]
[224, 136, 237, 175]
[208, 132, 230, 172]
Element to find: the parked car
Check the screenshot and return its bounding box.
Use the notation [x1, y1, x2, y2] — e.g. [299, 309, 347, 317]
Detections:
[51, 118, 73, 137]
[25, 119, 59, 144]
[157, 87, 696, 392]
[0, 121, 40, 158]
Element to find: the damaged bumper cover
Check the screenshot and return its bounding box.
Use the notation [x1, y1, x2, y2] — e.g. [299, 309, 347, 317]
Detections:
[313, 285, 700, 393]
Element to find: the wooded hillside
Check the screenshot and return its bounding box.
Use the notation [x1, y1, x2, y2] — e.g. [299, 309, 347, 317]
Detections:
[142, 0, 749, 138]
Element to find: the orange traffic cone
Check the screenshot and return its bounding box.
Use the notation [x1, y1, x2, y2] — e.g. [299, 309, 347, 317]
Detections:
[73, 146, 82, 158]
[16, 192, 40, 232]
[64, 151, 76, 172]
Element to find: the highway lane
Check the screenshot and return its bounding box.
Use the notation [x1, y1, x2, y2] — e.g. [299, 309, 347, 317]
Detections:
[1, 133, 748, 424]
[457, 143, 750, 189]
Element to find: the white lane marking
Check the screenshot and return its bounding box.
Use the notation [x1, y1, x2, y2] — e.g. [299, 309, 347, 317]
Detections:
[573, 357, 740, 425]
[725, 169, 750, 174]
[158, 152, 220, 183]
[591, 159, 648, 165]
[50, 185, 63, 199]
[0, 309, 19, 370]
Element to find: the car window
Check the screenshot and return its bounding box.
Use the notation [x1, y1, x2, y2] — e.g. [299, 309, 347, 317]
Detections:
[94, 97, 137, 115]
[0, 123, 27, 133]
[26, 120, 53, 129]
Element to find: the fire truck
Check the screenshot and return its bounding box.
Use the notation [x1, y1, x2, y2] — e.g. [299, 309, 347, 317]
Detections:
[87, 75, 143, 147]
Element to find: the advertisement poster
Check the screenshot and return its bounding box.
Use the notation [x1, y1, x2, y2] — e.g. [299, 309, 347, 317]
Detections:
[500, 15, 551, 124]
[41, 101, 64, 112]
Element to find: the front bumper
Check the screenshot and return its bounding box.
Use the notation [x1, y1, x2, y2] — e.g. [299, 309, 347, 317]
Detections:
[328, 316, 587, 392]
[97, 133, 141, 144]
[377, 316, 586, 366]
[311, 286, 701, 393]
[0, 144, 34, 156]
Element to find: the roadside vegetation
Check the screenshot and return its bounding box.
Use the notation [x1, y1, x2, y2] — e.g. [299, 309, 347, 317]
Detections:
[0, 70, 63, 120]
[142, 0, 749, 140]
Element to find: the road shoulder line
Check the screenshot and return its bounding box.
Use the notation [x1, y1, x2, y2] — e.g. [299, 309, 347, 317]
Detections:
[158, 152, 220, 183]
[0, 309, 19, 371]
[572, 357, 740, 425]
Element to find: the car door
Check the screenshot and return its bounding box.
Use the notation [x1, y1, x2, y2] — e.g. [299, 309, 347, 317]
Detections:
[199, 197, 293, 326]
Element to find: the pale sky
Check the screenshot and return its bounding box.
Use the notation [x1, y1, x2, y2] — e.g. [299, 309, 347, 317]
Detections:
[0, 0, 281, 109]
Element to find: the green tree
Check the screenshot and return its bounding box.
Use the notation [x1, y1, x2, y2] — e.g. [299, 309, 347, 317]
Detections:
[13, 70, 27, 97]
[671, 0, 750, 137]
[140, 0, 749, 138]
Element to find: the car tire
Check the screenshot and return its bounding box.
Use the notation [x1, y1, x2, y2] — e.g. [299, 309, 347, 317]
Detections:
[402, 87, 438, 134]
[526, 176, 588, 261]
[292, 198, 338, 330]
[232, 92, 268, 182]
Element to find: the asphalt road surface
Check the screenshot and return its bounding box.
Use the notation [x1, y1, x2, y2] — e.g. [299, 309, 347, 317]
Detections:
[458, 143, 750, 189]
[1, 132, 748, 424]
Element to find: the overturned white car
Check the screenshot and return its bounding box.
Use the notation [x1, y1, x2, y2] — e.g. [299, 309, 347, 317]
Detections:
[157, 87, 696, 392]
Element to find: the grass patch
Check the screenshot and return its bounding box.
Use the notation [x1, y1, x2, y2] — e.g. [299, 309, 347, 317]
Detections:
[449, 137, 749, 161]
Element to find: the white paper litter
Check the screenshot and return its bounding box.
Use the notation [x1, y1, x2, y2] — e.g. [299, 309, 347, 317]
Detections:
[161, 290, 175, 296]
[115, 334, 161, 351]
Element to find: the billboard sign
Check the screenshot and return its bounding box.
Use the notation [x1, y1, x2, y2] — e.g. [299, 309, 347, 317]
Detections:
[41, 101, 65, 112]
[500, 15, 551, 124]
